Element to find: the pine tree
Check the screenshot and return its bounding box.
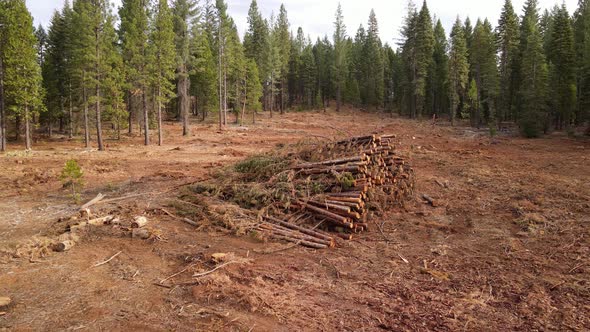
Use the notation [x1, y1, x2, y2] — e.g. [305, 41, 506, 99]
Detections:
[574, 0, 590, 132]
[333, 3, 347, 112]
[426, 19, 448, 117]
[0, 0, 44, 150]
[496, 0, 520, 121]
[414, 1, 434, 117]
[470, 19, 499, 127]
[172, 0, 198, 135]
[363, 9, 384, 108]
[0, 2, 6, 151]
[448, 17, 469, 125]
[43, 10, 68, 138]
[149, 0, 177, 146]
[518, 0, 549, 137]
[190, 24, 218, 122]
[243, 59, 262, 124]
[400, 1, 418, 117]
[119, 0, 150, 144]
[548, 4, 576, 129]
[275, 4, 290, 114]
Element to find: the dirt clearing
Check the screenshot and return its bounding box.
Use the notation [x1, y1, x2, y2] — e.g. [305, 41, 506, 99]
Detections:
[1, 109, 589, 331]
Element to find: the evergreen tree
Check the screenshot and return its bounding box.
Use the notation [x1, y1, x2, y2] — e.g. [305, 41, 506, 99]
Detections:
[426, 19, 448, 117]
[172, 0, 197, 135]
[470, 19, 499, 127]
[149, 0, 177, 145]
[363, 9, 384, 108]
[120, 0, 150, 144]
[518, 0, 549, 137]
[43, 10, 69, 137]
[275, 4, 290, 113]
[0, 2, 7, 151]
[243, 59, 262, 123]
[414, 1, 434, 117]
[190, 24, 218, 122]
[448, 17, 469, 125]
[548, 4, 576, 129]
[574, 0, 590, 132]
[333, 3, 347, 111]
[496, 0, 520, 121]
[400, 1, 418, 117]
[0, 0, 44, 150]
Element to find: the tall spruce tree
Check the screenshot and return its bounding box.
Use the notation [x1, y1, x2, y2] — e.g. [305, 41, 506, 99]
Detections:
[43, 10, 68, 137]
[414, 1, 434, 117]
[189, 22, 218, 122]
[496, 0, 520, 121]
[275, 4, 290, 114]
[400, 1, 418, 117]
[364, 9, 384, 108]
[0, 0, 43, 150]
[333, 3, 347, 112]
[426, 19, 448, 117]
[448, 17, 469, 125]
[149, 0, 177, 146]
[518, 0, 549, 137]
[574, 0, 590, 132]
[120, 0, 150, 145]
[172, 0, 197, 136]
[0, 2, 5, 151]
[470, 19, 499, 127]
[548, 4, 576, 130]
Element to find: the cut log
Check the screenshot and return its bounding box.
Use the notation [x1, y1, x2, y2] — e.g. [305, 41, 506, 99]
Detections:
[0, 297, 10, 308]
[87, 215, 115, 226]
[307, 200, 351, 213]
[132, 216, 148, 228]
[80, 193, 105, 210]
[266, 234, 328, 249]
[295, 200, 354, 228]
[53, 240, 75, 252]
[263, 216, 334, 242]
[259, 224, 334, 247]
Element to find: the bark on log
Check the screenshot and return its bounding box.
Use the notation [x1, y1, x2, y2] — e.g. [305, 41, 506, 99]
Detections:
[263, 216, 334, 242]
[132, 216, 148, 228]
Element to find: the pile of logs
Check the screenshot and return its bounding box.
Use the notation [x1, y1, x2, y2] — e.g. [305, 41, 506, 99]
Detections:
[258, 134, 415, 248]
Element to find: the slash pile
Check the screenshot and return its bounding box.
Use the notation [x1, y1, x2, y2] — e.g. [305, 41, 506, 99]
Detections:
[252, 134, 415, 249]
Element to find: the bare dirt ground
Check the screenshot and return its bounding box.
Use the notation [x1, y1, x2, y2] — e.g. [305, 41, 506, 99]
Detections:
[1, 108, 589, 331]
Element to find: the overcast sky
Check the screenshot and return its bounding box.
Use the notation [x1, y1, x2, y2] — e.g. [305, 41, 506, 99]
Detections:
[28, 0, 577, 46]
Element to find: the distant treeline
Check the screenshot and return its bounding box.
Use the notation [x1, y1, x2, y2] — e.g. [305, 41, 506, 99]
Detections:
[0, 0, 589, 151]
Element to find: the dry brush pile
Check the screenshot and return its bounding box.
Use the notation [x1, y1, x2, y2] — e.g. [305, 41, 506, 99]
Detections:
[180, 134, 415, 249]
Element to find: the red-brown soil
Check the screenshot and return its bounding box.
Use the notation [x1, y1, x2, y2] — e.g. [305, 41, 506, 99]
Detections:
[0, 108, 589, 331]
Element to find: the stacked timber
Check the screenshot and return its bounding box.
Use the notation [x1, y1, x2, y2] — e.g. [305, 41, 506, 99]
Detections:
[258, 134, 415, 246]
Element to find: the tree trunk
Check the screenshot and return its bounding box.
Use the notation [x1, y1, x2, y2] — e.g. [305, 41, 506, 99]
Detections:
[143, 86, 149, 145]
[336, 82, 341, 112]
[179, 69, 190, 136]
[223, 66, 227, 126]
[241, 82, 247, 126]
[96, 84, 103, 151]
[95, 24, 103, 151]
[0, 58, 5, 152]
[157, 86, 163, 146]
[25, 102, 31, 150]
[127, 92, 133, 135]
[83, 73, 90, 148]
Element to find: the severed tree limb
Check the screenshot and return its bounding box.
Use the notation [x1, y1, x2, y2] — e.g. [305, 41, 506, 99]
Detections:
[160, 208, 199, 227]
[93, 251, 122, 267]
[80, 193, 105, 210]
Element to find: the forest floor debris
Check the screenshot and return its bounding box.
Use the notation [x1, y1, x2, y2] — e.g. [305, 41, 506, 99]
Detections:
[0, 110, 589, 331]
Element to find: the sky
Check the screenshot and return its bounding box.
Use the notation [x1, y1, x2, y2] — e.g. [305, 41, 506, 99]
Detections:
[28, 0, 577, 47]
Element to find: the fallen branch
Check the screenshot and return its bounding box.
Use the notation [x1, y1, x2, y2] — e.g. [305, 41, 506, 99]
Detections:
[80, 193, 105, 210]
[93, 251, 122, 268]
[160, 208, 199, 227]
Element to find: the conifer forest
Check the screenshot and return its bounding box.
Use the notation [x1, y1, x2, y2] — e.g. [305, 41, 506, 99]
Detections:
[0, 0, 589, 331]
